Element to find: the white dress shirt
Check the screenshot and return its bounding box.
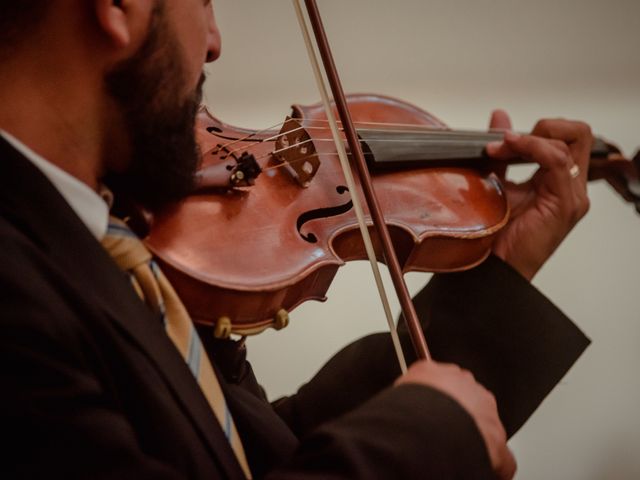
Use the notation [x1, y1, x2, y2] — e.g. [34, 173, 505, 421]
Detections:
[1, 130, 109, 240]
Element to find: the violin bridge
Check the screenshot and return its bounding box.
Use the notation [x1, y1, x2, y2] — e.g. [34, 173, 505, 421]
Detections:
[274, 117, 319, 187]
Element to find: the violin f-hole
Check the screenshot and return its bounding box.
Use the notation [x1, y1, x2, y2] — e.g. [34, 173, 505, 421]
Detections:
[296, 185, 353, 243]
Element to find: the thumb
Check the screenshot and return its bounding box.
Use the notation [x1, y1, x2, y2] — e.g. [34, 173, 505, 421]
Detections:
[495, 447, 517, 480]
[489, 109, 512, 131]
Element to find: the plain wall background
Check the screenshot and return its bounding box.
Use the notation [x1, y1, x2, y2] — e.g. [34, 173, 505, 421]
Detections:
[202, 1, 640, 478]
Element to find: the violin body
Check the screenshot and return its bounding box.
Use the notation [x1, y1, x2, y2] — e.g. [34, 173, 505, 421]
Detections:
[145, 94, 509, 336]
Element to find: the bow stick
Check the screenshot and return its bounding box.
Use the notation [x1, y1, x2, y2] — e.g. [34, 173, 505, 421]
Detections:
[293, 0, 431, 365]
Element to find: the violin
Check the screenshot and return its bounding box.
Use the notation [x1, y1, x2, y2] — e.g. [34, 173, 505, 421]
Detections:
[143, 92, 640, 339]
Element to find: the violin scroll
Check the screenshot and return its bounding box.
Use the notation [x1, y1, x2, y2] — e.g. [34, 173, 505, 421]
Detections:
[588, 140, 640, 213]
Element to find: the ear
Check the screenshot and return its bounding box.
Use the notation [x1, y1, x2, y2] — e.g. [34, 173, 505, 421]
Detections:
[94, 0, 152, 49]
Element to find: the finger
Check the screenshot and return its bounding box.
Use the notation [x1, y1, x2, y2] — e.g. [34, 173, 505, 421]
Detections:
[495, 447, 517, 480]
[532, 118, 592, 148]
[503, 132, 577, 204]
[507, 132, 591, 223]
[531, 119, 593, 182]
[503, 132, 572, 173]
[531, 120, 591, 217]
[489, 109, 513, 131]
[485, 138, 517, 160]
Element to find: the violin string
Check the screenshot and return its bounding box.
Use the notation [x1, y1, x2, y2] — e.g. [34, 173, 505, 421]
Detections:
[210, 115, 505, 176]
[253, 127, 508, 176]
[211, 120, 287, 156]
[252, 139, 373, 166]
[212, 117, 506, 160]
[259, 152, 321, 173]
[298, 117, 508, 136]
[265, 138, 315, 160]
[220, 125, 310, 160]
[251, 135, 494, 170]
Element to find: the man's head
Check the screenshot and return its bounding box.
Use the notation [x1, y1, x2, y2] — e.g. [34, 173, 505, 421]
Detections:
[104, 1, 219, 210]
[0, 0, 221, 210]
[101, 0, 221, 209]
[0, 2, 50, 54]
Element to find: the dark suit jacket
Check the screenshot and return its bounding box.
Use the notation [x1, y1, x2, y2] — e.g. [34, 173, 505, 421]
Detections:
[0, 136, 589, 479]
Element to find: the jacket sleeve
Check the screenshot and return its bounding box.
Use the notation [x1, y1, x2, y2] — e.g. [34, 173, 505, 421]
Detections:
[267, 384, 494, 479]
[404, 254, 590, 436]
[273, 255, 590, 439]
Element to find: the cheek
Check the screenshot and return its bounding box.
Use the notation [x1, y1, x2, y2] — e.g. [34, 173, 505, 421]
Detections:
[186, 20, 209, 64]
[183, 33, 208, 85]
[170, 4, 211, 84]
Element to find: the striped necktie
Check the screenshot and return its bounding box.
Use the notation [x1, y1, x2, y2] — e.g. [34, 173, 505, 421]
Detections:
[102, 216, 252, 479]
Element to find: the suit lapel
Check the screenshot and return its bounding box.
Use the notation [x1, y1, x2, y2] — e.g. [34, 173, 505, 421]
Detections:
[0, 137, 245, 479]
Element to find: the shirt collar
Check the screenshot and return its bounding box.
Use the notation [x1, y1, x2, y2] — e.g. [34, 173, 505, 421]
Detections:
[0, 130, 109, 240]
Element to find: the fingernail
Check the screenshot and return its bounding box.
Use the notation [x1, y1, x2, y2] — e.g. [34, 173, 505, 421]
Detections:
[485, 141, 502, 154]
[504, 131, 521, 142]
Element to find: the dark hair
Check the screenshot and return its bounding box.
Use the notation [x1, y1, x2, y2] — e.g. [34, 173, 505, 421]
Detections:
[0, 1, 50, 48]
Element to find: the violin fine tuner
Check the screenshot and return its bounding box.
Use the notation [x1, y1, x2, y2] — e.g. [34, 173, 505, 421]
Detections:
[230, 152, 262, 187]
[193, 151, 262, 192]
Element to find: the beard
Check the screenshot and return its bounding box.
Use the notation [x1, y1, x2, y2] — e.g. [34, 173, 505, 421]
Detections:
[104, 2, 203, 211]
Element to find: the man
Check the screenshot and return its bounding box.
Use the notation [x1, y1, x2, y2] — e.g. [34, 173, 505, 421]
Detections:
[0, 1, 590, 478]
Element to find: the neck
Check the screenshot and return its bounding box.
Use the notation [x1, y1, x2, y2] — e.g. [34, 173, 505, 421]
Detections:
[356, 124, 612, 171]
[0, 51, 105, 191]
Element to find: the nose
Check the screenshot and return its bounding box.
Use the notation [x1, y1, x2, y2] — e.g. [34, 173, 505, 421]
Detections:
[204, 4, 221, 63]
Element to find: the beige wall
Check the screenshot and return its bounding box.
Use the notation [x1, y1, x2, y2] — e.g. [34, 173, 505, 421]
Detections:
[203, 1, 640, 478]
